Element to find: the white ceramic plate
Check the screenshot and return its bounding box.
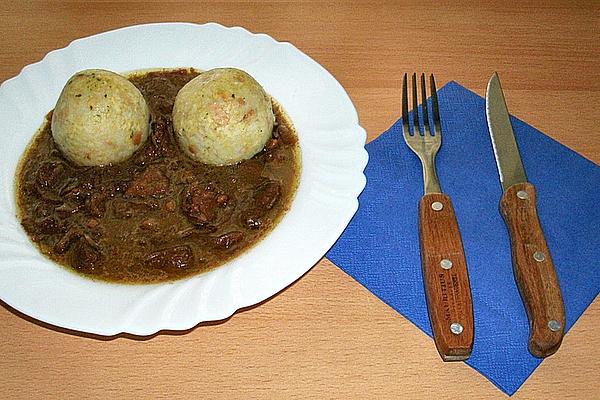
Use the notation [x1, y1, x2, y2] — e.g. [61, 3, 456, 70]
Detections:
[0, 23, 368, 336]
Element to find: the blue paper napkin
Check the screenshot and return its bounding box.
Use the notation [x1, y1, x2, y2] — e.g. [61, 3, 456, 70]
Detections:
[326, 81, 600, 395]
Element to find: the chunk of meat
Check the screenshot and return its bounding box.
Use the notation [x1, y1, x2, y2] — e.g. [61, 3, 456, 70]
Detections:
[255, 180, 281, 210]
[240, 180, 280, 230]
[85, 193, 106, 218]
[53, 229, 81, 254]
[36, 161, 65, 189]
[56, 177, 80, 197]
[181, 183, 222, 226]
[214, 231, 244, 250]
[55, 201, 83, 218]
[75, 173, 102, 196]
[33, 185, 63, 203]
[134, 118, 175, 165]
[32, 162, 68, 203]
[151, 118, 175, 157]
[71, 239, 103, 272]
[125, 166, 170, 198]
[36, 217, 64, 235]
[145, 245, 194, 271]
[61, 179, 96, 205]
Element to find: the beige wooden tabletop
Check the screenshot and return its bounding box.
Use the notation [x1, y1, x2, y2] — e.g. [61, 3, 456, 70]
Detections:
[1, 1, 599, 399]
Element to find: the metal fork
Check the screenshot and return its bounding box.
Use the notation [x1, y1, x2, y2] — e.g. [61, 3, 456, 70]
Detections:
[401, 73, 474, 362]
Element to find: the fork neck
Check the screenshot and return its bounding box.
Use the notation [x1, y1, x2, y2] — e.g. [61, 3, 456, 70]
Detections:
[422, 155, 442, 194]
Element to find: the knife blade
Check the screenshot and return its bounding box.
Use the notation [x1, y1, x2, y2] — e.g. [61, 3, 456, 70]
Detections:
[485, 72, 565, 358]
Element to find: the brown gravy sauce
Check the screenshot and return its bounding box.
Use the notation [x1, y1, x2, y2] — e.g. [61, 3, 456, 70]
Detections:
[16, 68, 300, 283]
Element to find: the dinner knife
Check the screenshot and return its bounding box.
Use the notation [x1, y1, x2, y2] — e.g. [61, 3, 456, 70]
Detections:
[485, 72, 566, 358]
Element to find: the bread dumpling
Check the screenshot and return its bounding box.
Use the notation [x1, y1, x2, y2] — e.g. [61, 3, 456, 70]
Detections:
[51, 69, 150, 166]
[172, 68, 274, 166]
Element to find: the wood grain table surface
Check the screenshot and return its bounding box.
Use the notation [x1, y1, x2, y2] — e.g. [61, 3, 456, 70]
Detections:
[1, 1, 598, 398]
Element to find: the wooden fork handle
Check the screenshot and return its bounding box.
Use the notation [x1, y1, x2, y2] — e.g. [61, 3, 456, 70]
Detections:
[500, 183, 565, 358]
[419, 193, 474, 361]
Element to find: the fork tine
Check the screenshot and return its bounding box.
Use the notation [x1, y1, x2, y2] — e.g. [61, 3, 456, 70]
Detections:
[430, 74, 442, 136]
[420, 73, 431, 136]
[402, 73, 410, 135]
[412, 73, 421, 135]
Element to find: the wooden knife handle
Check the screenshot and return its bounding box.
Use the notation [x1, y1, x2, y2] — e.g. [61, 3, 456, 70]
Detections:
[419, 193, 474, 361]
[500, 182, 565, 358]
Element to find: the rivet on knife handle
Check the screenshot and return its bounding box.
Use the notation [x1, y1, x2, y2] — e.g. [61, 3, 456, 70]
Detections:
[420, 193, 474, 361]
[500, 183, 565, 357]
